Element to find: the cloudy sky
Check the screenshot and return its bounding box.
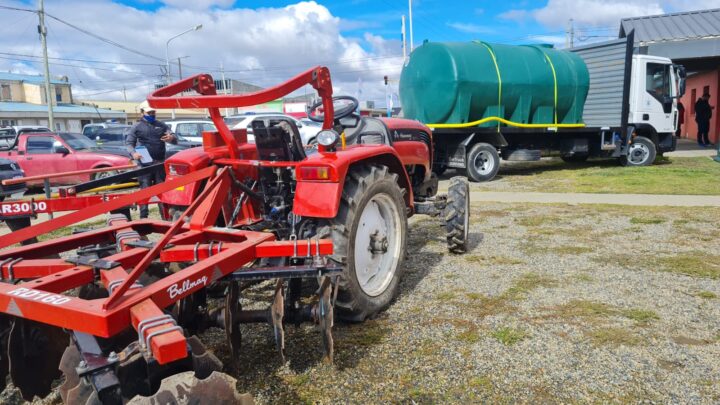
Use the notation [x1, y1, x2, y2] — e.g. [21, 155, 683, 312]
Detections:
[0, 0, 713, 105]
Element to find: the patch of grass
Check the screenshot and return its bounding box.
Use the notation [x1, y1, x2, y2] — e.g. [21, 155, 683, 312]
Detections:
[573, 273, 594, 282]
[630, 216, 666, 225]
[515, 215, 560, 227]
[546, 300, 659, 326]
[467, 376, 492, 390]
[436, 291, 457, 301]
[697, 291, 718, 299]
[464, 254, 525, 265]
[504, 273, 557, 299]
[657, 252, 720, 279]
[465, 292, 483, 300]
[491, 327, 528, 346]
[456, 327, 481, 343]
[549, 245, 593, 255]
[586, 327, 640, 346]
[473, 157, 720, 195]
[621, 308, 659, 325]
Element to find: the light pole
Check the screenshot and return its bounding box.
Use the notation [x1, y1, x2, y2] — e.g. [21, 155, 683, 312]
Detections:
[165, 24, 202, 119]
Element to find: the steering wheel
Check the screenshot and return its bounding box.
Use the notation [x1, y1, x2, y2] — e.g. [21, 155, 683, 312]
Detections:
[307, 95, 359, 123]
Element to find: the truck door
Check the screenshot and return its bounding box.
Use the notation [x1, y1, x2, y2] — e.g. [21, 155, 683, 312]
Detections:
[641, 62, 675, 134]
[24, 135, 78, 184]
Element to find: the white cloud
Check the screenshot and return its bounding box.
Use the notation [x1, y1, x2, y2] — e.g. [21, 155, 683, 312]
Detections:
[0, 0, 402, 104]
[447, 22, 495, 35]
[534, 0, 664, 27]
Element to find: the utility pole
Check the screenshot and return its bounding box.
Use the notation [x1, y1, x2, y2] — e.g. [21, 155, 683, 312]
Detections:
[566, 18, 575, 49]
[38, 0, 54, 131]
[401, 15, 407, 61]
[177, 57, 183, 80]
[408, 0, 414, 51]
[220, 63, 228, 117]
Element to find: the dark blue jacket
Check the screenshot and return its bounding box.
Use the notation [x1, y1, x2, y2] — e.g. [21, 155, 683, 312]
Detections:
[126, 119, 174, 161]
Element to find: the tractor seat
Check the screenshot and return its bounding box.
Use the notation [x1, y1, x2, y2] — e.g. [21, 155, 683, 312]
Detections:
[344, 117, 392, 146]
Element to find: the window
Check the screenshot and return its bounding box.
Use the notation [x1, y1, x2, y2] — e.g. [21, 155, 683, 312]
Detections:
[645, 63, 670, 103]
[0, 119, 16, 126]
[26, 136, 56, 154]
[201, 123, 216, 131]
[55, 87, 63, 102]
[176, 123, 199, 138]
[0, 84, 11, 101]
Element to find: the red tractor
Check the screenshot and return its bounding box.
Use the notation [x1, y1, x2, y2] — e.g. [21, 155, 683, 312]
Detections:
[0, 67, 469, 403]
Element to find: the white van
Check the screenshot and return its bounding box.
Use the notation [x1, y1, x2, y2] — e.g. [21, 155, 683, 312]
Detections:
[165, 120, 216, 143]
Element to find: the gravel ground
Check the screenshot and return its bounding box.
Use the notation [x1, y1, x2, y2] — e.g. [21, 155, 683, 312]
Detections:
[3, 202, 720, 404]
[206, 202, 720, 403]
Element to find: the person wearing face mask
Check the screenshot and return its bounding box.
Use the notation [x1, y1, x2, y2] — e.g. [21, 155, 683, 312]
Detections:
[126, 106, 177, 218]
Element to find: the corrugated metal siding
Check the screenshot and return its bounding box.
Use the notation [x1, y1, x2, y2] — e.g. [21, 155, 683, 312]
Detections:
[621, 9, 720, 44]
[571, 38, 628, 127]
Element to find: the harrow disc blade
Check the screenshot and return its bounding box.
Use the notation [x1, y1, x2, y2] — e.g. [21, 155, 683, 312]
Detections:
[58, 345, 82, 403]
[186, 335, 223, 380]
[8, 318, 67, 400]
[126, 371, 254, 405]
[65, 377, 101, 405]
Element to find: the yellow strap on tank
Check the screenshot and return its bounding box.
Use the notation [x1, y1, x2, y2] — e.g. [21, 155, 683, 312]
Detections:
[474, 41, 502, 132]
[427, 116, 585, 129]
[543, 52, 559, 125]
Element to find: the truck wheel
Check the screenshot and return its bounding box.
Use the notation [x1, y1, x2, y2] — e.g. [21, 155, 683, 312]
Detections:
[329, 164, 407, 322]
[561, 154, 589, 163]
[444, 176, 469, 253]
[620, 136, 656, 167]
[466, 143, 499, 182]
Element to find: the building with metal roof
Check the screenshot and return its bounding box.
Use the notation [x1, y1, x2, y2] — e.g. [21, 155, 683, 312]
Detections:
[621, 8, 720, 144]
[0, 73, 126, 132]
[620, 8, 720, 71]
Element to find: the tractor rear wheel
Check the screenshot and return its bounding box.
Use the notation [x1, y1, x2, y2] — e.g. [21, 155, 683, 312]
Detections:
[328, 164, 407, 322]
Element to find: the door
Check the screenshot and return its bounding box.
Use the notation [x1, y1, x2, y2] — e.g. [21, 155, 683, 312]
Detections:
[641, 62, 675, 134]
[24, 135, 78, 185]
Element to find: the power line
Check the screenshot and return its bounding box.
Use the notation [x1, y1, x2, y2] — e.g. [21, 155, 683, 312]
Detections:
[0, 5, 35, 13]
[0, 51, 162, 67]
[43, 12, 165, 62]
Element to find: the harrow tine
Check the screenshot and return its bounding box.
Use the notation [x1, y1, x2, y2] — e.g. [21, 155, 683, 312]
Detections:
[224, 281, 242, 363]
[8, 318, 67, 400]
[0, 315, 10, 392]
[270, 279, 285, 362]
[316, 276, 335, 363]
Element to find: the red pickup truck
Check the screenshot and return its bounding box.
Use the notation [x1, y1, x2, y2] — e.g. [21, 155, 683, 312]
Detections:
[0, 132, 132, 186]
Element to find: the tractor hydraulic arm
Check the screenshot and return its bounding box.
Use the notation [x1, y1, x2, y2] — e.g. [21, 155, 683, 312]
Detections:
[147, 66, 335, 158]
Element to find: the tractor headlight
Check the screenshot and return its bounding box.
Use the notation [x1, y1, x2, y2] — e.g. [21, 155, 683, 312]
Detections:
[316, 129, 339, 149]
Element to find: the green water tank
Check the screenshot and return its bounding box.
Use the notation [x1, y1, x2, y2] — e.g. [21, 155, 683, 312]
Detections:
[399, 41, 590, 126]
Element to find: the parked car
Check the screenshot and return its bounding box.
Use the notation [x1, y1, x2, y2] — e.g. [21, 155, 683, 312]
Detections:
[0, 126, 53, 148]
[0, 158, 26, 200]
[0, 131, 133, 186]
[89, 125, 201, 158]
[224, 113, 321, 145]
[82, 122, 126, 138]
[165, 120, 216, 143]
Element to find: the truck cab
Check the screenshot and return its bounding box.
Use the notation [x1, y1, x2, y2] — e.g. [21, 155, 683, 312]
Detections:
[629, 54, 685, 141]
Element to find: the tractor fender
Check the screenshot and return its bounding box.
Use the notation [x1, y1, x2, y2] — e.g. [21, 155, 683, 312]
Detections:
[293, 145, 413, 218]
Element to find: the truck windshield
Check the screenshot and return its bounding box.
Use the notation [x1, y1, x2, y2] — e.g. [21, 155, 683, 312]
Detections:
[59, 132, 98, 151]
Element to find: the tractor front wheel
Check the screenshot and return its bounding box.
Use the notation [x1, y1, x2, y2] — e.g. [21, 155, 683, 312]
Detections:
[444, 176, 470, 253]
[328, 164, 407, 322]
